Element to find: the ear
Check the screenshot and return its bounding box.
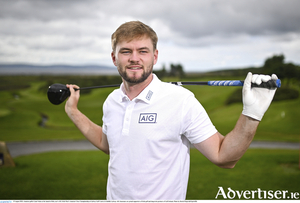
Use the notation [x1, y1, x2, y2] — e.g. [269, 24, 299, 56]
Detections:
[153, 49, 158, 65]
[111, 51, 117, 66]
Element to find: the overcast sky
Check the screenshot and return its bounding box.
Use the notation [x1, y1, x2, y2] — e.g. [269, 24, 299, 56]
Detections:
[1, 0, 300, 72]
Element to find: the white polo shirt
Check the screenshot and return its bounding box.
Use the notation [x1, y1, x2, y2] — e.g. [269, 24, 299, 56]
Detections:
[102, 74, 217, 200]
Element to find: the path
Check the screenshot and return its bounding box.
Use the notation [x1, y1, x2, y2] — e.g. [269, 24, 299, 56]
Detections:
[6, 140, 299, 158]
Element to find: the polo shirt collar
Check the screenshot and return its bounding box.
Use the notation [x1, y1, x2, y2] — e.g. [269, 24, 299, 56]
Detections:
[119, 74, 160, 104]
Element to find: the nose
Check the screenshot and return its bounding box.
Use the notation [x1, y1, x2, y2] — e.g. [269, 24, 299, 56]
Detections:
[129, 51, 139, 63]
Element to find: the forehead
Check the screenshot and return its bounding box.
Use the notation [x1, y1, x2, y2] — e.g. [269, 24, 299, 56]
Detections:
[116, 36, 153, 50]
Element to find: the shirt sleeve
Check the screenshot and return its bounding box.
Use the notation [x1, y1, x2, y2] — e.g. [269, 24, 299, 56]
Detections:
[102, 99, 108, 135]
[181, 94, 218, 144]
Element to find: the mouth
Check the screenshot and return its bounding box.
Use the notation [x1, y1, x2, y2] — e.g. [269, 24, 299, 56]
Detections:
[127, 65, 143, 71]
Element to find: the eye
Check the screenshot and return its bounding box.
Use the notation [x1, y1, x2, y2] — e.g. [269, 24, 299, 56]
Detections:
[121, 50, 131, 54]
[140, 50, 148, 54]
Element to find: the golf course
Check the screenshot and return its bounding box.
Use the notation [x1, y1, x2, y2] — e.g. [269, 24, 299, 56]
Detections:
[0, 73, 299, 200]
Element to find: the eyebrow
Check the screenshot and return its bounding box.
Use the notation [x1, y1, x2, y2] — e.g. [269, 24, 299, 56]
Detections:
[138, 47, 151, 51]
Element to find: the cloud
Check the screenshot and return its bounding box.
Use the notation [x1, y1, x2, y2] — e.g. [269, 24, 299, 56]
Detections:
[3, 0, 300, 37]
[0, 0, 299, 71]
[0, 0, 98, 21]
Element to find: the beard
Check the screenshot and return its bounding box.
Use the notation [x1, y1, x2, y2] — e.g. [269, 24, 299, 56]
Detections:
[117, 63, 153, 84]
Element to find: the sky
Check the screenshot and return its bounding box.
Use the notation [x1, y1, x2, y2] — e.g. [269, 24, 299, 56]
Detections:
[0, 0, 300, 72]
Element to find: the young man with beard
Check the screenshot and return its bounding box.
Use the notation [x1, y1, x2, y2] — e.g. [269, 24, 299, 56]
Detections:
[65, 21, 278, 200]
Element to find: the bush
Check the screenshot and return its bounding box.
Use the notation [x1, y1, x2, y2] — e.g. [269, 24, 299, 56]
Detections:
[273, 87, 299, 101]
[225, 87, 299, 105]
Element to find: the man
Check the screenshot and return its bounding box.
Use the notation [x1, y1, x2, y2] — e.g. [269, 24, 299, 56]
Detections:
[65, 21, 277, 200]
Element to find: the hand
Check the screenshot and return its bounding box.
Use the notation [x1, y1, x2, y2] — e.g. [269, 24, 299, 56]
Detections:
[65, 84, 80, 115]
[242, 72, 278, 121]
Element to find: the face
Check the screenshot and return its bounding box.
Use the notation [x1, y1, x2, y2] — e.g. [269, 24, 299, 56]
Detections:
[111, 37, 158, 85]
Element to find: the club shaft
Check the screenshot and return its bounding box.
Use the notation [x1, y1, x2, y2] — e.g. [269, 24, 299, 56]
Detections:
[75, 84, 120, 91]
[76, 82, 210, 90]
[73, 79, 281, 91]
[172, 79, 281, 89]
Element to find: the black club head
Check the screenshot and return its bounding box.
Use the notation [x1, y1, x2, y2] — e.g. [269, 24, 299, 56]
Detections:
[47, 83, 71, 105]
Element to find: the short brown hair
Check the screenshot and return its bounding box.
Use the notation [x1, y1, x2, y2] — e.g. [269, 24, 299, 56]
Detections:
[111, 21, 158, 53]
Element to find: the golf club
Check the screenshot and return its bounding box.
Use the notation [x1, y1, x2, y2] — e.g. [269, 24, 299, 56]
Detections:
[47, 79, 281, 105]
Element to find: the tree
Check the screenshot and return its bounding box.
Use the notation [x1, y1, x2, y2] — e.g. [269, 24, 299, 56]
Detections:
[153, 64, 167, 78]
[262, 54, 285, 77]
[154, 63, 186, 79]
[262, 54, 300, 80]
[169, 63, 185, 78]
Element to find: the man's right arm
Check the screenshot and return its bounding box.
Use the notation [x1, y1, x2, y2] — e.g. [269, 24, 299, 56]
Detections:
[65, 84, 109, 154]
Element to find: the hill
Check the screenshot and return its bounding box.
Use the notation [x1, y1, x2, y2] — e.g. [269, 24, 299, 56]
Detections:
[0, 63, 118, 75]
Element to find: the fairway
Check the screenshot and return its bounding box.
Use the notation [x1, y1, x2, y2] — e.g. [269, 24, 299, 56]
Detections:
[0, 75, 299, 200]
[0, 149, 299, 200]
[0, 75, 299, 142]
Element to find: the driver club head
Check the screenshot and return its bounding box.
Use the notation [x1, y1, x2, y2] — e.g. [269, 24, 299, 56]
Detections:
[47, 83, 71, 105]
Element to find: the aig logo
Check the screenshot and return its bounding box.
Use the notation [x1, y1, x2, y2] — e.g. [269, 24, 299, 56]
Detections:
[139, 113, 157, 123]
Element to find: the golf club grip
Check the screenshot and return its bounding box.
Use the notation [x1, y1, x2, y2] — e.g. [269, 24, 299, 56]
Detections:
[208, 79, 281, 89]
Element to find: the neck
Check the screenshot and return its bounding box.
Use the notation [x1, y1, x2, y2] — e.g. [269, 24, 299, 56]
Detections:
[123, 74, 153, 100]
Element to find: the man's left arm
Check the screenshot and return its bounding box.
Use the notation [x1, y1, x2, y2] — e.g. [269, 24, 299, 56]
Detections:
[194, 72, 278, 168]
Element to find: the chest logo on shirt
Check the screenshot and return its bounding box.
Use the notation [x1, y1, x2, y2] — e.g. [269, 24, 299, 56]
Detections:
[138, 113, 157, 123]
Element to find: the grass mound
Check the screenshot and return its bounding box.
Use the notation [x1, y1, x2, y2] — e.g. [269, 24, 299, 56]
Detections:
[0, 149, 298, 200]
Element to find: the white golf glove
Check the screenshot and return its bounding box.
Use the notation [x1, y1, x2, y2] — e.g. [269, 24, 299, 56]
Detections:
[242, 72, 278, 121]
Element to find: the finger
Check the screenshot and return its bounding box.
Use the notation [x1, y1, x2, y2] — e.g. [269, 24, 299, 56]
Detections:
[251, 74, 259, 84]
[66, 84, 80, 89]
[252, 74, 271, 85]
[261, 75, 271, 82]
[243, 72, 252, 89]
[66, 84, 80, 94]
[271, 74, 278, 80]
[252, 74, 263, 85]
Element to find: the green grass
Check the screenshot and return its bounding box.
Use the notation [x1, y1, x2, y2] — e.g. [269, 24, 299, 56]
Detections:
[185, 85, 300, 142]
[187, 149, 300, 200]
[0, 75, 298, 200]
[0, 151, 109, 199]
[0, 77, 299, 142]
[0, 81, 114, 141]
[0, 149, 299, 200]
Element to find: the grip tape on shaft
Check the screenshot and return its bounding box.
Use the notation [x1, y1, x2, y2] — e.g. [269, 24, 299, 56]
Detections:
[208, 79, 281, 89]
[208, 80, 243, 86]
